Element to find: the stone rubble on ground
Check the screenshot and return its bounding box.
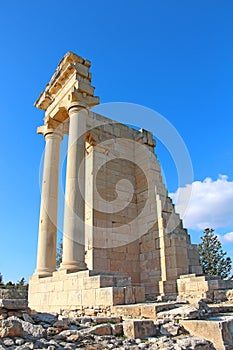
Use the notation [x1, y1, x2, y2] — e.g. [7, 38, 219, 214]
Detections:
[0, 299, 216, 350]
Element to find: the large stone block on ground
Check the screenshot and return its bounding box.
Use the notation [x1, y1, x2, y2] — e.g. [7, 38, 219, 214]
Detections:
[140, 302, 183, 319]
[111, 304, 142, 318]
[123, 319, 157, 338]
[180, 316, 233, 350]
[0, 319, 24, 338]
[8, 316, 46, 338]
[157, 302, 209, 321]
[176, 336, 216, 350]
[0, 299, 28, 310]
[111, 302, 184, 319]
[32, 312, 58, 325]
[90, 324, 112, 336]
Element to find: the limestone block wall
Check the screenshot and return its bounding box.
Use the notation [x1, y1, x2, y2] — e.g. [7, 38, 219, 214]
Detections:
[84, 117, 141, 284]
[177, 274, 233, 303]
[139, 228, 161, 298]
[188, 244, 203, 274]
[83, 112, 201, 299]
[29, 270, 145, 313]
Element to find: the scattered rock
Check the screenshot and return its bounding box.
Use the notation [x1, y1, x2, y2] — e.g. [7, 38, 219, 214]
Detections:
[111, 323, 123, 336]
[160, 321, 180, 336]
[0, 318, 24, 338]
[53, 319, 70, 330]
[226, 289, 233, 301]
[80, 317, 92, 324]
[47, 326, 61, 336]
[32, 312, 58, 325]
[23, 313, 35, 324]
[84, 309, 98, 316]
[0, 304, 218, 350]
[176, 336, 216, 350]
[15, 337, 25, 345]
[0, 311, 8, 320]
[3, 337, 15, 346]
[85, 345, 102, 350]
[91, 316, 121, 324]
[8, 316, 46, 338]
[90, 324, 112, 336]
[54, 329, 80, 340]
[123, 319, 157, 339]
[69, 324, 79, 330]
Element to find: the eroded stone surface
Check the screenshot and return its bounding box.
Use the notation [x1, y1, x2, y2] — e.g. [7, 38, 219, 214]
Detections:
[157, 301, 210, 321]
[0, 319, 24, 338]
[123, 319, 158, 339]
[0, 299, 28, 310]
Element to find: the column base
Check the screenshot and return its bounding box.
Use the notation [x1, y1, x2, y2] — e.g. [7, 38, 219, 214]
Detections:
[59, 260, 87, 272]
[34, 267, 55, 278]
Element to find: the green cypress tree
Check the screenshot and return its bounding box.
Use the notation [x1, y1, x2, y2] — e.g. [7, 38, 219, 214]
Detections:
[198, 228, 232, 279]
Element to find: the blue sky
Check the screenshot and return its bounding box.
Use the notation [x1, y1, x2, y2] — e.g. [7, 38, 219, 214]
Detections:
[0, 0, 232, 282]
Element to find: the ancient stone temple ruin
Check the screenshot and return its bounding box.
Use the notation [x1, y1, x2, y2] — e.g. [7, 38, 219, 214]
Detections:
[29, 52, 202, 312]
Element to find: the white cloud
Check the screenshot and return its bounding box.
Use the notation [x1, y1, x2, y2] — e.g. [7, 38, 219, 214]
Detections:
[170, 175, 233, 231]
[222, 232, 233, 243]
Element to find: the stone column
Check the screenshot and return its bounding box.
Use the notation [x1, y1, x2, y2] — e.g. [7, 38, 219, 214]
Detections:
[60, 104, 87, 271]
[35, 129, 63, 277]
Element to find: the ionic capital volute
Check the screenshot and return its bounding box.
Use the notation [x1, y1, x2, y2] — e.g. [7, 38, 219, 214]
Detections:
[37, 123, 63, 140]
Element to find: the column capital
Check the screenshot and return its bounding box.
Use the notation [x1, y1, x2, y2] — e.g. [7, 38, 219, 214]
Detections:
[68, 101, 88, 114]
[37, 125, 63, 140]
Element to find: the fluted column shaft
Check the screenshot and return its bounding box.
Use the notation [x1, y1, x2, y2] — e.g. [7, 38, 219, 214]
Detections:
[35, 129, 63, 277]
[60, 105, 87, 271]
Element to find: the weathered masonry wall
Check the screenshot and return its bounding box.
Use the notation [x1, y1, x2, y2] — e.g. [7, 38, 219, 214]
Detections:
[84, 111, 202, 299]
[29, 270, 145, 312]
